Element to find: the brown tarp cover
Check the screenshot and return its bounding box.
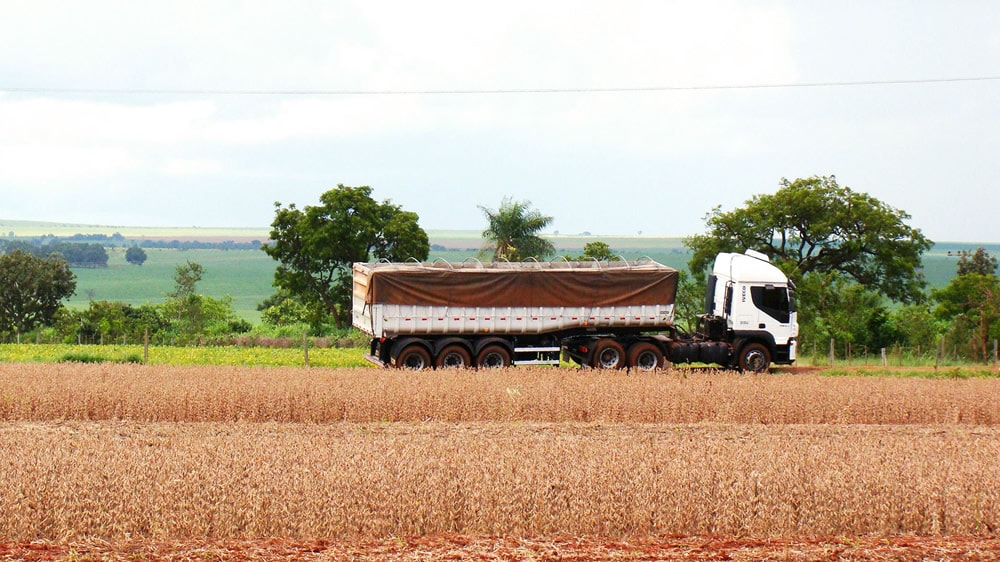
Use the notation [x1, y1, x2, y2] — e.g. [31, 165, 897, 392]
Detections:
[356, 262, 678, 308]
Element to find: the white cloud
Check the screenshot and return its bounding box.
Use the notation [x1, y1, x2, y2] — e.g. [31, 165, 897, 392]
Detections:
[161, 158, 224, 177]
[1, 1, 998, 240]
[0, 144, 133, 182]
[0, 97, 216, 144]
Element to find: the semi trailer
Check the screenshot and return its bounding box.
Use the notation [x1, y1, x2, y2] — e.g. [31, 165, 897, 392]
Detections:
[352, 249, 797, 372]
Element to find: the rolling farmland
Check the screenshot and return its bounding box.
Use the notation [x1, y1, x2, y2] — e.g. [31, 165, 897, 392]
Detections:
[7, 219, 998, 322]
[3, 221, 1000, 559]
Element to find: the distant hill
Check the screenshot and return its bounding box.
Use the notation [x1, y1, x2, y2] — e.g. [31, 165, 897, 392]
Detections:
[1, 220, 690, 248]
[0, 219, 269, 243]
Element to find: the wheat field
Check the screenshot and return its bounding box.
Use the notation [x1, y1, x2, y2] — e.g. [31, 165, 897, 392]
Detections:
[1, 363, 998, 424]
[2, 421, 998, 539]
[0, 363, 998, 543]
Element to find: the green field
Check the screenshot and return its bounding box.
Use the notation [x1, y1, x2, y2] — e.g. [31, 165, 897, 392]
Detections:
[65, 247, 277, 322]
[6, 220, 997, 324]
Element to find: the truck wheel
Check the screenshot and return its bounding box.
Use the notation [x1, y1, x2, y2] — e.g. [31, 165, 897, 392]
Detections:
[738, 343, 771, 373]
[395, 344, 432, 370]
[592, 339, 626, 369]
[436, 344, 472, 369]
[628, 342, 665, 372]
[477, 345, 511, 369]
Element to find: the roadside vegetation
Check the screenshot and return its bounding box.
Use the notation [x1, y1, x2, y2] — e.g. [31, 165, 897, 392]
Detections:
[1, 177, 998, 366]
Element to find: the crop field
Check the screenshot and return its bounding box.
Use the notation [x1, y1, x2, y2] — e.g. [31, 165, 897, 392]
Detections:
[65, 247, 277, 322]
[1, 363, 999, 560]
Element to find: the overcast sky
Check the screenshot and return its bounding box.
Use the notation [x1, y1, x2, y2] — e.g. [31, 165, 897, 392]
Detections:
[2, 1, 998, 242]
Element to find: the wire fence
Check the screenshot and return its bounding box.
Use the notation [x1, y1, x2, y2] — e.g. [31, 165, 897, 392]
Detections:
[798, 338, 1000, 368]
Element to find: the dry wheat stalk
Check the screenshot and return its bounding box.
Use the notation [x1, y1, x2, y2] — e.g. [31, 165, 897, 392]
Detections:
[0, 422, 997, 539]
[1, 363, 998, 424]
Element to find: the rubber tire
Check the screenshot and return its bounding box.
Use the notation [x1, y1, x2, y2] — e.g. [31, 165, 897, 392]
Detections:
[395, 344, 432, 370]
[592, 339, 626, 369]
[628, 342, 665, 372]
[738, 342, 771, 373]
[435, 344, 472, 369]
[476, 344, 512, 369]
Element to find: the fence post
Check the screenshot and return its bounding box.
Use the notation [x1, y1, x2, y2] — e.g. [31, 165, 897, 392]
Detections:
[994, 339, 998, 369]
[829, 338, 835, 366]
[881, 348, 887, 367]
[144, 329, 149, 364]
[934, 338, 940, 370]
[303, 330, 310, 367]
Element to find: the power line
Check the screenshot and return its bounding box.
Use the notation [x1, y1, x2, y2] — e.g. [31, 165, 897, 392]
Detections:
[3, 76, 1000, 96]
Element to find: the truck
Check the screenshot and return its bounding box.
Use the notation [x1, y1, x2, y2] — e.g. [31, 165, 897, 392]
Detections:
[352, 249, 797, 372]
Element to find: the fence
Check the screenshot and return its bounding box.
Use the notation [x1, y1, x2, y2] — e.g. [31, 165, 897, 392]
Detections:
[800, 338, 1000, 368]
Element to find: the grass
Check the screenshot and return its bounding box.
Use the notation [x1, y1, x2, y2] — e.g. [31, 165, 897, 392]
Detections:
[0, 343, 370, 368]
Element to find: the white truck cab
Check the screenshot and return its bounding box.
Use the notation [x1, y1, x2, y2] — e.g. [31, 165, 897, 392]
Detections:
[703, 250, 798, 368]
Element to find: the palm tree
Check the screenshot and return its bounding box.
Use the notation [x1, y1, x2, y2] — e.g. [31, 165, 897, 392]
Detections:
[479, 197, 555, 261]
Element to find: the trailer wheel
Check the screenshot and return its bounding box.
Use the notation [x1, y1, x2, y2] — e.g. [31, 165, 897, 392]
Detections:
[436, 344, 472, 369]
[592, 339, 626, 369]
[477, 344, 511, 369]
[395, 344, 432, 370]
[628, 342, 665, 372]
[738, 342, 771, 373]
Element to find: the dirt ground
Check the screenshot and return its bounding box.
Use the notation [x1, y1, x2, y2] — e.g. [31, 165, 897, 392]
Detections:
[3, 535, 999, 561]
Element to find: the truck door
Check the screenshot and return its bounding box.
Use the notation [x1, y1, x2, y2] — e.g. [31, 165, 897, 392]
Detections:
[748, 284, 793, 334]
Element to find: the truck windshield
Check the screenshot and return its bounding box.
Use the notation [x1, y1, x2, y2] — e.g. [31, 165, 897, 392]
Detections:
[750, 285, 791, 324]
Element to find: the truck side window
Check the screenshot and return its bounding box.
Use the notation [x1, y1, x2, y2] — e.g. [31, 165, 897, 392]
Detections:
[750, 286, 790, 324]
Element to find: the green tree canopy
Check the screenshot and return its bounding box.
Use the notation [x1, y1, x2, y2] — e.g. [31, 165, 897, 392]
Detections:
[956, 247, 998, 277]
[563, 241, 618, 262]
[263, 184, 430, 328]
[125, 245, 148, 266]
[170, 260, 204, 300]
[0, 250, 77, 337]
[685, 175, 932, 303]
[479, 196, 555, 261]
[933, 247, 1000, 363]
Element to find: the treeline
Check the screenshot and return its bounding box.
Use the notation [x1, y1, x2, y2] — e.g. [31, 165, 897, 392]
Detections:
[42, 298, 253, 346]
[1, 240, 109, 268]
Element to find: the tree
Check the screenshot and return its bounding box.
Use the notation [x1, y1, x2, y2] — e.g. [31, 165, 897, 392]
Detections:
[580, 241, 616, 261]
[171, 260, 204, 300]
[479, 196, 555, 261]
[795, 271, 900, 354]
[564, 241, 617, 262]
[257, 288, 329, 331]
[956, 247, 998, 276]
[933, 248, 1000, 363]
[685, 176, 932, 304]
[263, 184, 430, 328]
[0, 250, 77, 338]
[167, 260, 206, 343]
[125, 245, 148, 266]
[48, 242, 109, 268]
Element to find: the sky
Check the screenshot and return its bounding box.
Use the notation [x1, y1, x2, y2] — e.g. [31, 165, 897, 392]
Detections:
[1, 1, 999, 242]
